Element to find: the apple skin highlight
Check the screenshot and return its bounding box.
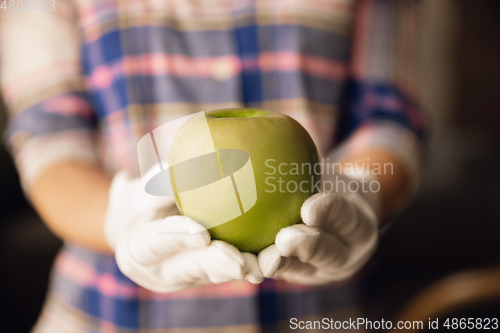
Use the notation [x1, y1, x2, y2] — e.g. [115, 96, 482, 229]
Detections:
[169, 108, 320, 253]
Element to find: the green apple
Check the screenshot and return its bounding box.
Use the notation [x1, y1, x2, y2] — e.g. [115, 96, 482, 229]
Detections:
[168, 108, 319, 253]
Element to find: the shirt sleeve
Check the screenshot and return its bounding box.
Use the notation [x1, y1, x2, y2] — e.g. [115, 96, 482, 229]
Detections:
[0, 1, 99, 193]
[333, 0, 427, 180]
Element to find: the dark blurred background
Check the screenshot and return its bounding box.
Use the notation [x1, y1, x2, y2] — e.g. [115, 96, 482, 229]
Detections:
[1, 1, 499, 332]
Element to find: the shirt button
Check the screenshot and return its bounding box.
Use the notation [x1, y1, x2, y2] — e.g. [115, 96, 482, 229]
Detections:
[210, 58, 235, 81]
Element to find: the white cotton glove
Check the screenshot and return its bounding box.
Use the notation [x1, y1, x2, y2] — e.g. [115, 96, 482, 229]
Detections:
[257, 171, 380, 285]
[104, 171, 263, 293]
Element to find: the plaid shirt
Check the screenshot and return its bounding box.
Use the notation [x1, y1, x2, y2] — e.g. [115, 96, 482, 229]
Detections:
[1, 0, 425, 331]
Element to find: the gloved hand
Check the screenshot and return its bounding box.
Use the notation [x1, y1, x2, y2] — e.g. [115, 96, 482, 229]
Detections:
[258, 171, 380, 285]
[104, 170, 263, 293]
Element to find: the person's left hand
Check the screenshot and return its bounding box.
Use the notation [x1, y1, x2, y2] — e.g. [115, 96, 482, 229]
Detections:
[257, 173, 380, 285]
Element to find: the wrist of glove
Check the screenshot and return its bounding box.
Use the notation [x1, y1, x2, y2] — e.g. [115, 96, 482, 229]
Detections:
[104, 171, 263, 293]
[258, 171, 380, 286]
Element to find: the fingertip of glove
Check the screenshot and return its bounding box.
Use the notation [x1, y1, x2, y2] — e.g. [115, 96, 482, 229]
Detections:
[241, 252, 264, 284]
[275, 224, 322, 259]
[246, 274, 265, 284]
[301, 193, 327, 224]
[258, 245, 282, 278]
[200, 241, 249, 283]
[209, 240, 244, 263]
[301, 192, 350, 226]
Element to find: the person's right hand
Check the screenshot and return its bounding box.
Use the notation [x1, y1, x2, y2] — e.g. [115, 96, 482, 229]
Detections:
[104, 171, 263, 293]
